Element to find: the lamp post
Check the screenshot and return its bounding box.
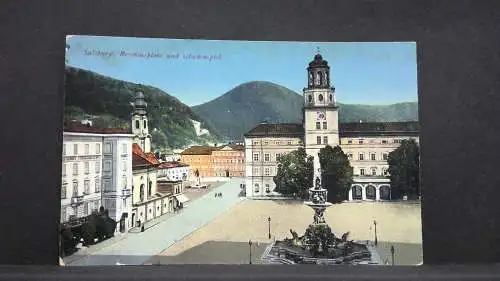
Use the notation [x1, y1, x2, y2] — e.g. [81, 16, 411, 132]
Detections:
[373, 220, 378, 246]
[268, 217, 271, 239]
[390, 245, 395, 266]
[248, 240, 253, 264]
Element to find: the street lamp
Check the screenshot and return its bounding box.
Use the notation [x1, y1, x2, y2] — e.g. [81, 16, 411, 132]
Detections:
[373, 220, 378, 246]
[268, 217, 271, 239]
[248, 240, 253, 264]
[390, 245, 395, 266]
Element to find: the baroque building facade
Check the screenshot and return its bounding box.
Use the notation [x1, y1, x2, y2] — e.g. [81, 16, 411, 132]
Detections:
[244, 52, 419, 201]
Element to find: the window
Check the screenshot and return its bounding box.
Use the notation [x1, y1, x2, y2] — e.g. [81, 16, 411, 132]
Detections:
[143, 120, 147, 128]
[140, 185, 145, 201]
[61, 183, 67, 199]
[323, 136, 328, 144]
[253, 153, 259, 162]
[84, 180, 90, 194]
[264, 141, 269, 145]
[383, 168, 388, 176]
[85, 144, 89, 155]
[84, 202, 89, 215]
[276, 153, 281, 161]
[359, 139, 364, 144]
[95, 179, 100, 193]
[323, 122, 327, 129]
[72, 163, 78, 176]
[287, 141, 292, 145]
[275, 141, 280, 145]
[62, 144, 66, 156]
[316, 122, 321, 129]
[360, 168, 365, 176]
[95, 161, 100, 173]
[135, 120, 140, 129]
[264, 154, 270, 162]
[254, 184, 259, 193]
[381, 140, 388, 144]
[371, 168, 377, 176]
[72, 180, 78, 196]
[371, 153, 376, 161]
[253, 141, 259, 145]
[96, 143, 101, 154]
[122, 143, 127, 154]
[265, 184, 270, 193]
[62, 164, 66, 177]
[104, 143, 112, 154]
[104, 160, 111, 172]
[348, 153, 353, 159]
[73, 144, 78, 155]
[264, 167, 271, 176]
[122, 161, 127, 171]
[122, 177, 127, 189]
[316, 136, 321, 145]
[347, 140, 352, 144]
[308, 95, 312, 103]
[383, 153, 388, 161]
[329, 94, 333, 101]
[253, 167, 260, 175]
[104, 180, 112, 192]
[359, 153, 364, 161]
[318, 94, 324, 101]
[148, 181, 152, 198]
[84, 162, 89, 174]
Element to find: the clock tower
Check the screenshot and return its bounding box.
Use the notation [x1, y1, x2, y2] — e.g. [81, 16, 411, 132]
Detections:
[303, 50, 339, 184]
[131, 91, 152, 153]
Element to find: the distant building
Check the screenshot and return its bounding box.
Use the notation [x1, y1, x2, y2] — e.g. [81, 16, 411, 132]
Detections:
[61, 122, 134, 232]
[157, 161, 190, 181]
[179, 146, 218, 178]
[157, 179, 189, 210]
[243, 52, 419, 201]
[211, 144, 245, 177]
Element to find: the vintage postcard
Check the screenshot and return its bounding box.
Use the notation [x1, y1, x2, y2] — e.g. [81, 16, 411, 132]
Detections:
[61, 36, 421, 266]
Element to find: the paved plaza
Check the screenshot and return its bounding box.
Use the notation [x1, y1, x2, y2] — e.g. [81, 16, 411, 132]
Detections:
[154, 200, 422, 265]
[66, 178, 244, 266]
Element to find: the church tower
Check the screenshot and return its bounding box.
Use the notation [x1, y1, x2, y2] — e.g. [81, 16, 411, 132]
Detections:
[131, 91, 152, 153]
[303, 50, 340, 184]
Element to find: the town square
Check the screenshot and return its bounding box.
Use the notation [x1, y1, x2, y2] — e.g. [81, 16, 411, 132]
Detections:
[62, 36, 420, 266]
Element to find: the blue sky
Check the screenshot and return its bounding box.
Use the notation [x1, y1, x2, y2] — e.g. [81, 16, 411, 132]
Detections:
[66, 35, 418, 107]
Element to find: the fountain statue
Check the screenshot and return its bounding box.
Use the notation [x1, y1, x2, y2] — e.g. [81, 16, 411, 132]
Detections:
[260, 176, 380, 265]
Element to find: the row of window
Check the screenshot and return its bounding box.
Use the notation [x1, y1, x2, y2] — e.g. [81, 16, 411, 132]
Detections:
[61, 200, 100, 222]
[212, 159, 244, 163]
[347, 152, 389, 161]
[358, 167, 389, 176]
[316, 136, 329, 145]
[306, 93, 333, 103]
[63, 142, 129, 156]
[315, 122, 328, 130]
[253, 183, 272, 193]
[253, 166, 273, 176]
[252, 140, 297, 146]
[344, 139, 411, 145]
[134, 119, 148, 130]
[252, 152, 283, 162]
[61, 178, 101, 199]
[62, 160, 128, 177]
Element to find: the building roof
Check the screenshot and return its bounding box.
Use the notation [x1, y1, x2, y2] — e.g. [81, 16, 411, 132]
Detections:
[158, 161, 189, 169]
[243, 123, 304, 138]
[64, 121, 132, 134]
[339, 121, 419, 137]
[179, 146, 218, 155]
[132, 143, 160, 168]
[228, 144, 244, 151]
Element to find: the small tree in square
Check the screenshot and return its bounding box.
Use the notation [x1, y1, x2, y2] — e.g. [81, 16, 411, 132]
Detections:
[318, 145, 354, 203]
[387, 139, 420, 199]
[273, 147, 314, 199]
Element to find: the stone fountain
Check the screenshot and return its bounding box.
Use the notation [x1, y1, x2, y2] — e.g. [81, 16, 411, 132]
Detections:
[260, 177, 381, 265]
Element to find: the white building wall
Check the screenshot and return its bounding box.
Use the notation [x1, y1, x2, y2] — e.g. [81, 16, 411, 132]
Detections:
[61, 133, 104, 223]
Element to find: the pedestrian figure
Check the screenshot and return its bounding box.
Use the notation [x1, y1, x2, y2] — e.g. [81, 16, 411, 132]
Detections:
[215, 193, 217, 198]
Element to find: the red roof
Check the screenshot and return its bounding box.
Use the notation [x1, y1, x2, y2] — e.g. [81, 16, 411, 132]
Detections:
[64, 121, 132, 134]
[132, 143, 160, 168]
[158, 161, 189, 169]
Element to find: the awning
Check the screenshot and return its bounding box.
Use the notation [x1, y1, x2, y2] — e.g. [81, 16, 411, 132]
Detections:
[175, 194, 190, 204]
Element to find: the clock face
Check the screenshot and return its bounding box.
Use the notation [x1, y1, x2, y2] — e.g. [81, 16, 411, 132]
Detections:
[317, 111, 326, 120]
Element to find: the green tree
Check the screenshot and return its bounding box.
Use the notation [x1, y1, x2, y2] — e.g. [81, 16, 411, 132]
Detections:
[273, 147, 314, 199]
[318, 145, 354, 203]
[387, 139, 420, 199]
